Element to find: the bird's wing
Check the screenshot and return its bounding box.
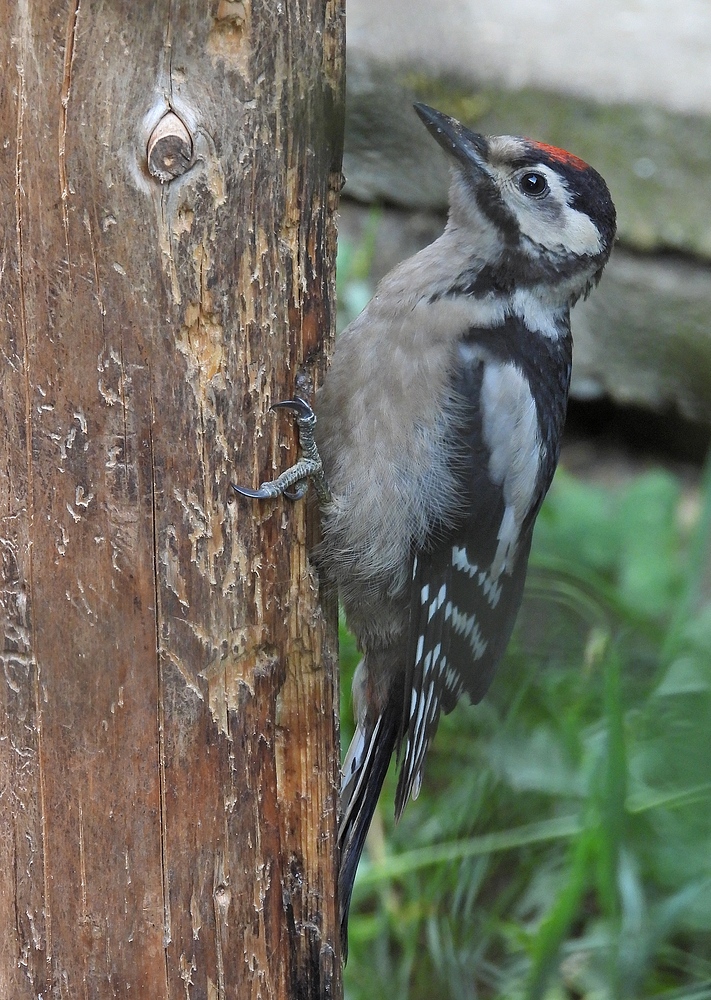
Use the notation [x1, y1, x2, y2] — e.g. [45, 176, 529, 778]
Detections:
[395, 326, 545, 817]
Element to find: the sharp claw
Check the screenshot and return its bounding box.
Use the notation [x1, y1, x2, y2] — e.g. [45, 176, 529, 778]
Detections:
[231, 482, 275, 500]
[284, 482, 309, 501]
[270, 397, 314, 419]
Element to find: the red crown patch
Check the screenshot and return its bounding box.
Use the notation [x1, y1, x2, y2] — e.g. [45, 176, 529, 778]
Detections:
[528, 141, 590, 171]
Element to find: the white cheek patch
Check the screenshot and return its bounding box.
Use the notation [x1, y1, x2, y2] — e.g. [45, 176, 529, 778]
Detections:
[513, 168, 603, 258]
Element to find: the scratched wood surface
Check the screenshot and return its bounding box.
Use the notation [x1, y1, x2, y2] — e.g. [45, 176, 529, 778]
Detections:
[0, 1, 344, 996]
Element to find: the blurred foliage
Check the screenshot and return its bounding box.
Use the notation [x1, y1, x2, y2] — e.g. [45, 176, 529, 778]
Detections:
[336, 231, 711, 999]
[336, 208, 380, 332]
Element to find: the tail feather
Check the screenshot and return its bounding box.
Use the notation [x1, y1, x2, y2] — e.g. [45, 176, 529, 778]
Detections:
[338, 680, 404, 956]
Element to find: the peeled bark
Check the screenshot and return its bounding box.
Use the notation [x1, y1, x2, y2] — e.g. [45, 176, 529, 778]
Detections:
[0, 1, 344, 996]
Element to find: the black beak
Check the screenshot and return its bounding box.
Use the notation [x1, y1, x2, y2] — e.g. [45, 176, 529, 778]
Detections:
[414, 104, 490, 174]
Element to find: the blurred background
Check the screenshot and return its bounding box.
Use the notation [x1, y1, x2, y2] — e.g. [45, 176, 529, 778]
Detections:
[336, 2, 711, 997]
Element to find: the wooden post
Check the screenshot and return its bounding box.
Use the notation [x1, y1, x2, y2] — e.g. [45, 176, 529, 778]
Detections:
[0, 1, 344, 997]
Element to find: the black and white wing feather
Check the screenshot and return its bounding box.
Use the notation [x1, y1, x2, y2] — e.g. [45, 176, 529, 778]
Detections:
[395, 316, 571, 816]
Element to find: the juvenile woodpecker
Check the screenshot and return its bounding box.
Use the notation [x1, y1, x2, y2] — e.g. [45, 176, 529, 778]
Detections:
[234, 104, 616, 949]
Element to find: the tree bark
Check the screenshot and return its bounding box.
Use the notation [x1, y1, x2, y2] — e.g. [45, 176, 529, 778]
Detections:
[0, 1, 344, 997]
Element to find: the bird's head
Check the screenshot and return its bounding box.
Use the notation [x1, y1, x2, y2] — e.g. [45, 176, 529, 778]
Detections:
[414, 103, 616, 304]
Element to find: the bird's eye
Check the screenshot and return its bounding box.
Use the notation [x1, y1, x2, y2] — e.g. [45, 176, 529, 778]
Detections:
[518, 172, 549, 197]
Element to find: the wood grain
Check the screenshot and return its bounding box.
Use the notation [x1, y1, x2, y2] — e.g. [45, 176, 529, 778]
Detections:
[0, 1, 344, 996]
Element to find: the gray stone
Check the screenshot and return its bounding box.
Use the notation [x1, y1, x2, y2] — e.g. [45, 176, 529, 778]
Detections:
[348, 0, 711, 117]
[345, 56, 711, 258]
[574, 251, 711, 423]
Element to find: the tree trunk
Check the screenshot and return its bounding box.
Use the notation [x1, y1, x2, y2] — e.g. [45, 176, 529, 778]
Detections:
[0, 2, 344, 997]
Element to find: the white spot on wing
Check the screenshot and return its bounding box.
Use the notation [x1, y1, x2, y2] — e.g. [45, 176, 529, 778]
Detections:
[427, 582, 448, 622]
[479, 570, 503, 607]
[415, 634, 424, 664]
[449, 605, 488, 659]
[414, 695, 426, 736]
[452, 545, 478, 577]
[445, 665, 461, 694]
[424, 680, 435, 719]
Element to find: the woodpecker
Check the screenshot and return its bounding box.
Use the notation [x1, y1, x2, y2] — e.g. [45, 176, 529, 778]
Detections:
[234, 104, 616, 950]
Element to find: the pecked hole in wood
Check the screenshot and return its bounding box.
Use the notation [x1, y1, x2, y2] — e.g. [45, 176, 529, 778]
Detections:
[147, 111, 194, 183]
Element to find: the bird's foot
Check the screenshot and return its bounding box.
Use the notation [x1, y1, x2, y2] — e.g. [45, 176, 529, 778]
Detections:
[231, 397, 331, 505]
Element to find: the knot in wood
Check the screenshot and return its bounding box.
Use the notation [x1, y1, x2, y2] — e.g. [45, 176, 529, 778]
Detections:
[216, 0, 246, 22]
[147, 111, 194, 183]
